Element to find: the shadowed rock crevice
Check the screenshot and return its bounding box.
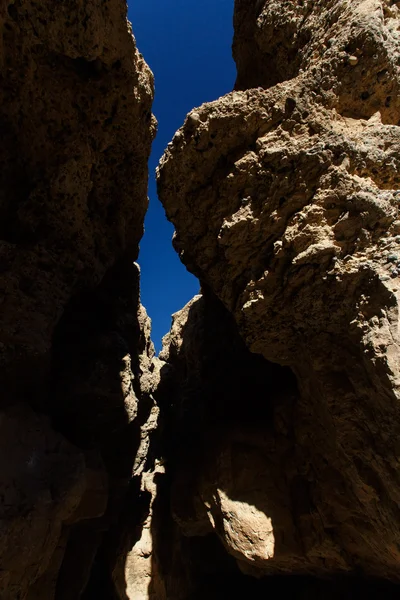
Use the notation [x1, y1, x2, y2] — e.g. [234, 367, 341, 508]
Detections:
[126, 288, 400, 598]
[0, 0, 156, 597]
[125, 289, 299, 595]
[44, 260, 153, 597]
[156, 0, 400, 594]
[2, 0, 400, 598]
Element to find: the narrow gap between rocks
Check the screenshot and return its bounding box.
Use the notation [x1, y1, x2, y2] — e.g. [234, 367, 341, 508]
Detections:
[127, 0, 236, 352]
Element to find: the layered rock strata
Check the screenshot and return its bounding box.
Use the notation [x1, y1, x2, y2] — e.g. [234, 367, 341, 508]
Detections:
[158, 0, 400, 586]
[0, 1, 155, 597]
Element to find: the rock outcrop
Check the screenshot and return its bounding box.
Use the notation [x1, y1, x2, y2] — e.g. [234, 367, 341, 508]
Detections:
[0, 1, 155, 598]
[3, 0, 400, 597]
[158, 0, 400, 588]
[137, 289, 400, 598]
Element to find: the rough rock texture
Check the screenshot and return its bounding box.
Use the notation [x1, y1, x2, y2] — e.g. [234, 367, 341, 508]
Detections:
[155, 289, 299, 595]
[0, 0, 155, 598]
[140, 290, 400, 598]
[0, 0, 154, 406]
[158, 0, 400, 585]
[0, 405, 85, 599]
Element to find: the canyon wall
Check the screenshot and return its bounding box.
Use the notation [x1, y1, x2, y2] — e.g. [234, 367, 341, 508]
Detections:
[2, 0, 400, 598]
[133, 289, 400, 598]
[0, 0, 156, 598]
[157, 0, 400, 594]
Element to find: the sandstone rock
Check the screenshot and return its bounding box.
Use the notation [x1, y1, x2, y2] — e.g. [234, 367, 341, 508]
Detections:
[147, 291, 400, 597]
[53, 262, 161, 600]
[158, 0, 400, 583]
[0, 404, 85, 600]
[151, 290, 300, 592]
[114, 463, 166, 600]
[234, 0, 400, 124]
[0, 0, 155, 408]
[0, 0, 155, 597]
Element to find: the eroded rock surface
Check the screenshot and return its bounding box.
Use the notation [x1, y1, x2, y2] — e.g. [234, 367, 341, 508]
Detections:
[0, 0, 154, 406]
[124, 288, 301, 599]
[0, 0, 155, 598]
[0, 405, 85, 599]
[158, 0, 400, 584]
[139, 290, 400, 598]
[158, 290, 299, 582]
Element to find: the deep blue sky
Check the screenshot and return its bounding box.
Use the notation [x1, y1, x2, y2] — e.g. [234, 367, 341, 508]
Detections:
[127, 0, 235, 351]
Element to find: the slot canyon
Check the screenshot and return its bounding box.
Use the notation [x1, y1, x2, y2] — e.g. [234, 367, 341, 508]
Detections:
[1, 1, 400, 598]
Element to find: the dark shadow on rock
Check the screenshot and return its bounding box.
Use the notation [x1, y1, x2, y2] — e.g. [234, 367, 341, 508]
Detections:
[188, 573, 400, 600]
[145, 286, 295, 598]
[81, 476, 152, 600]
[46, 258, 153, 598]
[146, 285, 400, 598]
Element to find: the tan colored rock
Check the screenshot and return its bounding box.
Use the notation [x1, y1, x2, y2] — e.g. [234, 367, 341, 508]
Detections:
[234, 0, 400, 124]
[0, 0, 155, 597]
[155, 292, 300, 586]
[158, 0, 400, 583]
[152, 292, 400, 597]
[50, 262, 161, 600]
[0, 0, 155, 405]
[114, 463, 166, 600]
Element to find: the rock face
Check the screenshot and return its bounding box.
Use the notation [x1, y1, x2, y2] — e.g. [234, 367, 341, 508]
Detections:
[0, 1, 155, 598]
[138, 290, 400, 599]
[3, 0, 400, 597]
[0, 0, 154, 406]
[155, 289, 300, 596]
[0, 404, 86, 599]
[158, 0, 400, 587]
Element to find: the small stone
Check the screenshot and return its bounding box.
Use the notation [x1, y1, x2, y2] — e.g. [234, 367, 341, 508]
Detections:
[391, 270, 399, 278]
[187, 112, 201, 126]
[173, 131, 183, 143]
[348, 55, 359, 66]
[388, 254, 398, 263]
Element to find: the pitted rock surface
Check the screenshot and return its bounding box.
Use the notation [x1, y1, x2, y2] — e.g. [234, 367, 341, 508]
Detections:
[158, 0, 400, 581]
[0, 1, 156, 598]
